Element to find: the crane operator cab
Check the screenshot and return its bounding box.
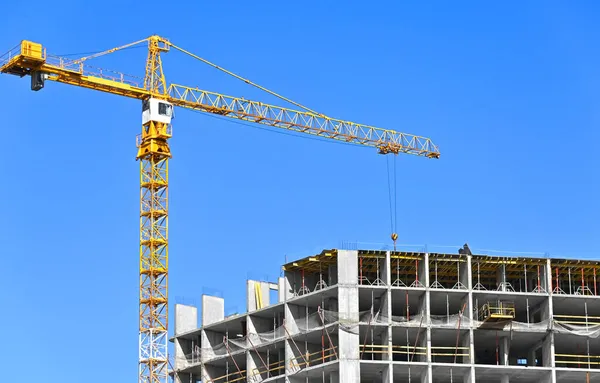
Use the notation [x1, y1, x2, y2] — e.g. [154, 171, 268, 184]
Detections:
[142, 98, 174, 126]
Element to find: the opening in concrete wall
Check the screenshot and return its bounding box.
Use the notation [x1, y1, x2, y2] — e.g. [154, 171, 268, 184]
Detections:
[247, 340, 286, 381]
[390, 252, 425, 288]
[554, 333, 600, 369]
[202, 350, 247, 383]
[391, 288, 425, 321]
[283, 251, 338, 297]
[474, 366, 552, 383]
[287, 367, 338, 383]
[553, 295, 600, 327]
[359, 286, 389, 320]
[429, 254, 468, 289]
[472, 291, 549, 326]
[358, 251, 387, 286]
[286, 302, 323, 335]
[175, 335, 197, 367]
[248, 303, 285, 341]
[430, 327, 471, 364]
[391, 326, 426, 362]
[429, 290, 469, 319]
[360, 363, 391, 382]
[472, 256, 549, 293]
[431, 364, 471, 383]
[287, 326, 339, 372]
[550, 260, 599, 296]
[359, 323, 389, 361]
[473, 329, 550, 367]
[393, 362, 427, 382]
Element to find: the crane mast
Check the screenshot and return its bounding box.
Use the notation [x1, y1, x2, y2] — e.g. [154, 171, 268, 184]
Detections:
[0, 36, 440, 383]
[137, 36, 172, 383]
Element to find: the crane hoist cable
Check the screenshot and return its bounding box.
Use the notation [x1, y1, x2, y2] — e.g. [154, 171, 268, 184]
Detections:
[387, 155, 398, 249]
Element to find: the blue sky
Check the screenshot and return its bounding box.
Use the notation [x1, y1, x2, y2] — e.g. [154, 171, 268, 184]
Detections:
[1, 1, 599, 382]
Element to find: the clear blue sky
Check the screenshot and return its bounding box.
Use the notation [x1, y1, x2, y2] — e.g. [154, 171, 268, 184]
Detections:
[1, 1, 599, 382]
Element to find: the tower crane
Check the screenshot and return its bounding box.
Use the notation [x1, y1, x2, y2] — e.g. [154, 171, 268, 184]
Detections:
[0, 36, 440, 383]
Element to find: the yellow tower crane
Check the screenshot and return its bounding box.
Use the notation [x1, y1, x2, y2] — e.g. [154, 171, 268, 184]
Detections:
[0, 36, 440, 383]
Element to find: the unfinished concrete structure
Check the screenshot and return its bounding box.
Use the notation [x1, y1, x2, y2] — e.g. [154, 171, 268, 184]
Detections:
[171, 246, 600, 383]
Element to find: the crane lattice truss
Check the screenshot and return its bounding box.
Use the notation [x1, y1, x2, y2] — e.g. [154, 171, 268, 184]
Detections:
[0, 36, 440, 383]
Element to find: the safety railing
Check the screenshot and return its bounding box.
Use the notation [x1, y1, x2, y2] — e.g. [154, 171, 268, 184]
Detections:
[430, 346, 470, 361]
[554, 314, 600, 326]
[207, 368, 247, 383]
[44, 54, 143, 87]
[0, 43, 22, 67]
[554, 353, 600, 368]
[287, 345, 338, 370]
[391, 344, 427, 360]
[362, 344, 469, 362]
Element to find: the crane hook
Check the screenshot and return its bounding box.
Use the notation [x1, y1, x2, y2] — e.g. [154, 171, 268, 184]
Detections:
[391, 232, 398, 251]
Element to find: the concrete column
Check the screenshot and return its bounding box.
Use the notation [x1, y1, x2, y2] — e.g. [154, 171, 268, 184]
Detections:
[328, 264, 338, 286]
[464, 368, 474, 383]
[382, 363, 393, 383]
[496, 264, 507, 291]
[278, 277, 286, 303]
[546, 258, 553, 294]
[384, 251, 391, 286]
[539, 262, 549, 293]
[545, 260, 557, 383]
[528, 348, 537, 367]
[422, 253, 432, 383]
[174, 304, 198, 370]
[499, 337, 509, 365]
[422, 253, 430, 288]
[247, 280, 272, 312]
[284, 304, 300, 335]
[542, 334, 553, 367]
[466, 255, 476, 383]
[384, 252, 394, 363]
[175, 304, 198, 335]
[460, 334, 470, 364]
[459, 258, 469, 289]
[337, 250, 360, 382]
[285, 339, 302, 376]
[246, 350, 260, 383]
[202, 295, 224, 326]
[539, 298, 550, 321]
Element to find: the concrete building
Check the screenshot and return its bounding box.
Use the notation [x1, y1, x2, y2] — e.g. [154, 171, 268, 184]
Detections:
[171, 246, 600, 383]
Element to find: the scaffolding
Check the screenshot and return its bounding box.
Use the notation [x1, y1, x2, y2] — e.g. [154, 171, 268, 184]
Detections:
[551, 260, 599, 296]
[471, 256, 549, 293]
[429, 254, 468, 290]
[391, 252, 424, 288]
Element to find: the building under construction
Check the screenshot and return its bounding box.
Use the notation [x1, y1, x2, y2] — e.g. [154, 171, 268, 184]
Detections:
[171, 246, 600, 383]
